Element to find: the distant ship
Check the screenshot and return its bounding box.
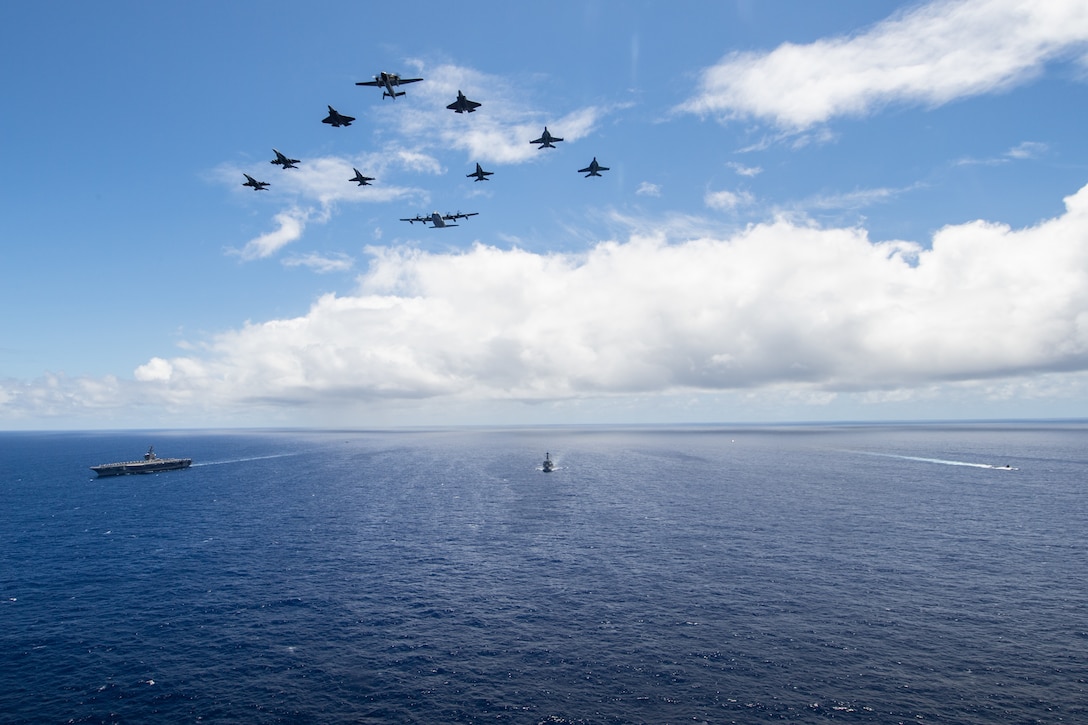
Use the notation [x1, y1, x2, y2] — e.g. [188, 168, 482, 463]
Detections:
[90, 446, 192, 477]
[542, 452, 555, 473]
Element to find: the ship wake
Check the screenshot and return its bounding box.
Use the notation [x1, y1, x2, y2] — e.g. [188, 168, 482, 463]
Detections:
[192, 454, 297, 467]
[844, 451, 1015, 469]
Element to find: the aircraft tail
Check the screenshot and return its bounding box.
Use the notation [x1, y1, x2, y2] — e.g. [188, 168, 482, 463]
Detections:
[384, 91, 407, 99]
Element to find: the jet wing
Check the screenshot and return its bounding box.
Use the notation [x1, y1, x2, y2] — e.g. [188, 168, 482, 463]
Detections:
[351, 169, 375, 185]
[322, 107, 355, 126]
[272, 150, 300, 167]
[447, 93, 481, 113]
[356, 76, 422, 87]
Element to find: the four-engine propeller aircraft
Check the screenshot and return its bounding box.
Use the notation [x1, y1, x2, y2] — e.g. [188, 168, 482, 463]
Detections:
[350, 168, 375, 186]
[446, 91, 481, 114]
[400, 211, 479, 228]
[270, 149, 300, 169]
[356, 71, 424, 99]
[578, 157, 609, 177]
[467, 163, 493, 182]
[530, 127, 563, 149]
[242, 174, 270, 190]
[322, 105, 355, 127]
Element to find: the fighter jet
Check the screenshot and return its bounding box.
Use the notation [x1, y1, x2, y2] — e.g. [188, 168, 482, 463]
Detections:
[446, 91, 481, 114]
[400, 211, 479, 228]
[270, 149, 300, 169]
[356, 71, 424, 99]
[530, 127, 563, 149]
[467, 163, 493, 182]
[242, 173, 270, 191]
[350, 168, 375, 186]
[322, 105, 355, 127]
[578, 157, 610, 177]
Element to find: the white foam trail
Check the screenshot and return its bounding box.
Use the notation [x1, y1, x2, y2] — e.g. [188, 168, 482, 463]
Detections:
[844, 450, 1011, 469]
[192, 453, 297, 467]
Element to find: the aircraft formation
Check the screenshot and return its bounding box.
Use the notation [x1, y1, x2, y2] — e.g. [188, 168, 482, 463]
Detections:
[238, 70, 610, 229]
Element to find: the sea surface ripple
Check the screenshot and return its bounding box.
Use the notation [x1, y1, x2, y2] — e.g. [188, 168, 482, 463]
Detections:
[2, 423, 1086, 723]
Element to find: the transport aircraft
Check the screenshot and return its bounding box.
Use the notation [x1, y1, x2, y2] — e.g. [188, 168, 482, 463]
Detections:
[400, 211, 479, 228]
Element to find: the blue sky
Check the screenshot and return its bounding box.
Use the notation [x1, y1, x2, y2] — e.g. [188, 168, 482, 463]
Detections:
[4, 0, 1088, 429]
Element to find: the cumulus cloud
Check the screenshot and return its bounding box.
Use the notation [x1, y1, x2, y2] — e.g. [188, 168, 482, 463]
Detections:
[636, 182, 662, 197]
[103, 184, 1088, 400]
[9, 182, 1088, 425]
[134, 357, 173, 382]
[679, 0, 1088, 130]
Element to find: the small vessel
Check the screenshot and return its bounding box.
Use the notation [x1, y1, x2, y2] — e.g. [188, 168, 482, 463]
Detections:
[542, 452, 555, 473]
[90, 446, 192, 477]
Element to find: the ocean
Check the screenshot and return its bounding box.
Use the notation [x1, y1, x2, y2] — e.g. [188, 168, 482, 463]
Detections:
[1, 423, 1086, 723]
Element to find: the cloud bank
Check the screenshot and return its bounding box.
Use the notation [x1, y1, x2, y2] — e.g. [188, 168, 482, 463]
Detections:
[6, 182, 1088, 425]
[680, 0, 1088, 130]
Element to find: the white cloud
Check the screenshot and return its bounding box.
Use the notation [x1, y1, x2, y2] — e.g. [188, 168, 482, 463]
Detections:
[1005, 141, 1049, 160]
[10, 182, 1088, 425]
[790, 185, 916, 213]
[728, 162, 763, 178]
[234, 209, 307, 260]
[134, 357, 172, 382]
[636, 182, 661, 197]
[679, 0, 1088, 130]
[705, 189, 754, 211]
[956, 140, 1051, 166]
[384, 63, 613, 164]
[283, 252, 354, 274]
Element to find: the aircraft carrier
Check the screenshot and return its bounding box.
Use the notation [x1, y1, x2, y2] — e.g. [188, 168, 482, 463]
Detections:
[91, 446, 192, 477]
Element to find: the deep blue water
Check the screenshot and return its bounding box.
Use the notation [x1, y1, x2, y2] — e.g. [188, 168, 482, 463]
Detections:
[2, 423, 1086, 723]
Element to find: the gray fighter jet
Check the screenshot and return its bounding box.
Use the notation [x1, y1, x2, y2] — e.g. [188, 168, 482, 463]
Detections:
[270, 149, 300, 169]
[530, 127, 563, 149]
[400, 211, 479, 228]
[356, 71, 424, 99]
[467, 163, 493, 182]
[578, 157, 609, 177]
[322, 105, 355, 127]
[242, 173, 270, 191]
[350, 168, 375, 186]
[446, 91, 481, 114]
